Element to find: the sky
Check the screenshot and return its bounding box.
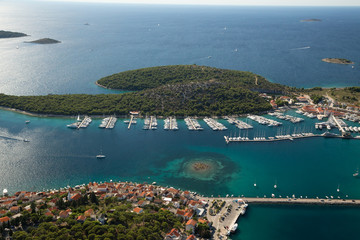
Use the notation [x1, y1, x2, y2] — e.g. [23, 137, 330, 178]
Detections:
[43, 0, 360, 6]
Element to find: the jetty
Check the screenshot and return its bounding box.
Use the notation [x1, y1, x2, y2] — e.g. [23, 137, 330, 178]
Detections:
[225, 116, 253, 130]
[247, 114, 282, 127]
[203, 117, 227, 131]
[99, 116, 117, 129]
[164, 117, 178, 130]
[184, 117, 203, 131]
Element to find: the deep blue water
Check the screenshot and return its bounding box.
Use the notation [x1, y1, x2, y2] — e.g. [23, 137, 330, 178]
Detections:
[1, 2, 360, 95]
[1, 1, 360, 239]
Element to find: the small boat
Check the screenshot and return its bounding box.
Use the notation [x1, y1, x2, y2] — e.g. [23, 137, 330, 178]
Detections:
[230, 223, 238, 232]
[353, 168, 359, 178]
[152, 182, 157, 185]
[96, 154, 106, 159]
[337, 185, 340, 192]
[254, 182, 257, 187]
[25, 120, 30, 124]
[23, 139, 30, 142]
[2, 189, 8, 196]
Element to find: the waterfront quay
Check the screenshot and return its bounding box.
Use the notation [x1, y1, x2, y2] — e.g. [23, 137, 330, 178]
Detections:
[202, 196, 360, 239]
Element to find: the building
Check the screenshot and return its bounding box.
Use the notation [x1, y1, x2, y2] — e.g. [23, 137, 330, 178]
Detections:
[185, 219, 197, 233]
[165, 228, 182, 240]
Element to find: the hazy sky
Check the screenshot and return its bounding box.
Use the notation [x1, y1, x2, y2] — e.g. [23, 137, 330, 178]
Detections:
[43, 0, 360, 6]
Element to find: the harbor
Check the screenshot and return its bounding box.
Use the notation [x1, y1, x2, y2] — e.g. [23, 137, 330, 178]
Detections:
[164, 117, 178, 130]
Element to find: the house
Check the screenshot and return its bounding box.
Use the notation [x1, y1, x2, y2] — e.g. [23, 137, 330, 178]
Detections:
[165, 228, 182, 240]
[44, 211, 56, 221]
[296, 96, 308, 103]
[59, 209, 72, 218]
[0, 216, 10, 226]
[84, 209, 94, 217]
[0, 210, 7, 217]
[270, 100, 277, 109]
[198, 218, 211, 227]
[133, 207, 143, 214]
[77, 215, 86, 223]
[10, 206, 20, 213]
[70, 193, 82, 201]
[185, 219, 197, 233]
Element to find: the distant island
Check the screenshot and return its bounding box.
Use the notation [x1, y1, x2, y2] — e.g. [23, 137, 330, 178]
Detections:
[301, 19, 321, 22]
[322, 58, 354, 65]
[0, 30, 27, 38]
[0, 65, 294, 116]
[25, 38, 61, 44]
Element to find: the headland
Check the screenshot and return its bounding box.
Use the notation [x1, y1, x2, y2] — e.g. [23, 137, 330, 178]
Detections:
[0, 30, 27, 38]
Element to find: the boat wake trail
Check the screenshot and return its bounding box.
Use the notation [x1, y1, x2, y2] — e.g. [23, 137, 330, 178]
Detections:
[0, 135, 23, 141]
[290, 46, 311, 50]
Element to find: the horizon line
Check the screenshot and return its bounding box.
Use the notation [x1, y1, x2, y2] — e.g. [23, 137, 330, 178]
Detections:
[37, 0, 360, 7]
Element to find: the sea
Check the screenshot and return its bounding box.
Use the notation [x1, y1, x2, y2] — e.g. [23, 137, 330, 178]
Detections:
[0, 1, 360, 239]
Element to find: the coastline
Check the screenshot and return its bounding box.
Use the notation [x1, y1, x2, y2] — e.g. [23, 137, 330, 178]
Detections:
[0, 105, 266, 119]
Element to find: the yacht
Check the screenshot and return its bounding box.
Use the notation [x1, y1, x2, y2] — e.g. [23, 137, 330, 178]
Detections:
[67, 122, 79, 129]
[25, 120, 30, 124]
[254, 182, 257, 187]
[96, 154, 106, 159]
[337, 185, 340, 192]
[2, 189, 8, 196]
[353, 169, 359, 178]
[230, 223, 238, 232]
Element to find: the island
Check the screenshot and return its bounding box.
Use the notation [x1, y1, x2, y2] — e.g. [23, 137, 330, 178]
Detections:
[0, 65, 294, 116]
[300, 19, 321, 22]
[25, 38, 61, 44]
[0, 30, 27, 38]
[322, 58, 354, 65]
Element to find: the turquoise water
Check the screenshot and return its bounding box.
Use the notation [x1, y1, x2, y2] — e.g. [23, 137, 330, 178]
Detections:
[1, 109, 360, 239]
[1, 1, 360, 239]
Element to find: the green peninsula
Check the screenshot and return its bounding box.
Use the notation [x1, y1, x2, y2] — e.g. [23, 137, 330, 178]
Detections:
[0, 30, 27, 38]
[26, 38, 61, 44]
[0, 65, 293, 116]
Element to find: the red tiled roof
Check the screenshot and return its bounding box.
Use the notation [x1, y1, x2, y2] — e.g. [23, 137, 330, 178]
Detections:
[186, 219, 197, 226]
[133, 207, 143, 214]
[167, 228, 180, 237]
[0, 216, 10, 223]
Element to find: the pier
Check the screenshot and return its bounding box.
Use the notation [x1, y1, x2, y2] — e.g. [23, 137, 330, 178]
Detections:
[164, 117, 178, 130]
[78, 116, 92, 129]
[128, 115, 134, 129]
[184, 117, 203, 131]
[204, 195, 360, 239]
[203, 196, 360, 207]
[224, 132, 323, 143]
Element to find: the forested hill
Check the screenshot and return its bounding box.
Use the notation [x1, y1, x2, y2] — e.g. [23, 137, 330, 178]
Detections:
[96, 65, 289, 94]
[0, 65, 293, 116]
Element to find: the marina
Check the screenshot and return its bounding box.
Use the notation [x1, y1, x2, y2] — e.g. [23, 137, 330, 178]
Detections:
[99, 116, 117, 129]
[164, 117, 178, 130]
[225, 116, 253, 130]
[184, 117, 204, 131]
[247, 115, 282, 127]
[268, 112, 304, 123]
[203, 117, 227, 131]
[67, 115, 92, 129]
